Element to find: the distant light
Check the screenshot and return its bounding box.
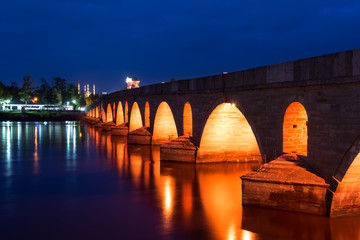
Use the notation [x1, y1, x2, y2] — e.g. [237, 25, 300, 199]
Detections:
[161, 82, 165, 84]
[79, 132, 82, 138]
[72, 100, 76, 104]
[67, 101, 69, 106]
[34, 97, 38, 102]
[126, 77, 133, 83]
[231, 103, 236, 107]
[222, 72, 228, 74]
[44, 122, 48, 125]
[80, 107, 85, 111]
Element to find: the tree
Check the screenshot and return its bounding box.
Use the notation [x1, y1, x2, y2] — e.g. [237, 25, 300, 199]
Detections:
[85, 93, 99, 106]
[53, 77, 66, 103]
[19, 75, 36, 104]
[0, 81, 12, 103]
[63, 83, 78, 104]
[38, 78, 51, 103]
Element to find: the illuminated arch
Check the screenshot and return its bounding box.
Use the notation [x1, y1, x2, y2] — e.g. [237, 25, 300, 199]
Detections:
[96, 106, 100, 118]
[106, 103, 113, 122]
[183, 102, 192, 136]
[152, 101, 178, 145]
[129, 102, 143, 131]
[197, 103, 261, 162]
[125, 101, 129, 123]
[101, 105, 106, 121]
[116, 101, 124, 125]
[145, 101, 150, 127]
[283, 102, 308, 156]
[331, 152, 360, 217]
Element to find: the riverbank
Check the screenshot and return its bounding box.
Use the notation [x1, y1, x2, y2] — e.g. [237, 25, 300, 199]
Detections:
[0, 111, 85, 121]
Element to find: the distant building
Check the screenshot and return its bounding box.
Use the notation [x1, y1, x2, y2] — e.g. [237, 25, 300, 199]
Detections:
[126, 77, 140, 89]
[1, 101, 74, 111]
[78, 81, 96, 97]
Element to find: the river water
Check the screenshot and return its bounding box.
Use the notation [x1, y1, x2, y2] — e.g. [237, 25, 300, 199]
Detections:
[0, 121, 360, 240]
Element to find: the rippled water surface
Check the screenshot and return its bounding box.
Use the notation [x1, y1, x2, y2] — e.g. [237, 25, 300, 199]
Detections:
[1, 121, 360, 240]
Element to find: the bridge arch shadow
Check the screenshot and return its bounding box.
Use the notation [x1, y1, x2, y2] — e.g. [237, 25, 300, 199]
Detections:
[283, 101, 308, 156]
[129, 102, 143, 131]
[152, 101, 178, 145]
[106, 103, 113, 122]
[116, 101, 124, 125]
[328, 134, 360, 217]
[197, 102, 262, 163]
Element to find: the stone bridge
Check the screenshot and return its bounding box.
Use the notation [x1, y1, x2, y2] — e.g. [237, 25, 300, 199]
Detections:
[85, 49, 360, 217]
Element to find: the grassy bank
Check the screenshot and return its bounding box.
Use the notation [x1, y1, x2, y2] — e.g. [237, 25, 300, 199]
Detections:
[0, 111, 85, 121]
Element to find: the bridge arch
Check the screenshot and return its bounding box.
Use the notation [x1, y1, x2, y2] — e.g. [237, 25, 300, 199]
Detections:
[145, 101, 150, 127]
[183, 102, 192, 136]
[95, 106, 99, 118]
[197, 102, 262, 163]
[329, 136, 360, 217]
[283, 102, 308, 156]
[152, 101, 178, 145]
[125, 101, 129, 123]
[129, 102, 143, 131]
[116, 101, 124, 125]
[106, 103, 113, 122]
[101, 105, 106, 121]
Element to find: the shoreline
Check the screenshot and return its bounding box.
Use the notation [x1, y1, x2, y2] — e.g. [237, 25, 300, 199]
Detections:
[0, 111, 85, 121]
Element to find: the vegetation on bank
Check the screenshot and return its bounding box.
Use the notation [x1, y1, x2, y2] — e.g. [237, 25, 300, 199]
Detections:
[0, 75, 99, 108]
[0, 111, 85, 121]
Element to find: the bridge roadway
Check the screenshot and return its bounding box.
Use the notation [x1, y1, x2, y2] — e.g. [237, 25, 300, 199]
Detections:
[85, 48, 360, 217]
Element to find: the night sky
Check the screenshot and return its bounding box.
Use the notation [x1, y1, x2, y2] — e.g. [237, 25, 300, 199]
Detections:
[1, 1, 360, 93]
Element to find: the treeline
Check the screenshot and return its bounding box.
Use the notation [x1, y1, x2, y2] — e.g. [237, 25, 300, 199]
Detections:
[0, 75, 99, 109]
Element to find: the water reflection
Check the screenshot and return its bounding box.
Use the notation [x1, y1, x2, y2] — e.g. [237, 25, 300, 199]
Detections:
[1, 122, 360, 239]
[94, 124, 360, 240]
[34, 125, 39, 174]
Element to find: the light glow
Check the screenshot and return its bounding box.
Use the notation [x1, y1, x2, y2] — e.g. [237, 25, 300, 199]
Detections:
[197, 103, 261, 162]
[152, 101, 178, 145]
[283, 102, 308, 156]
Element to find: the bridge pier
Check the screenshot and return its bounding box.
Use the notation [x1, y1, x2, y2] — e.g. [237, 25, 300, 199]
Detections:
[102, 121, 116, 131]
[111, 123, 128, 136]
[241, 154, 329, 216]
[160, 135, 197, 163]
[127, 127, 152, 145]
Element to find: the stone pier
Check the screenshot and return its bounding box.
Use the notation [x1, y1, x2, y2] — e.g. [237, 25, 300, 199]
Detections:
[160, 135, 197, 163]
[127, 127, 152, 145]
[241, 154, 329, 215]
[111, 123, 128, 136]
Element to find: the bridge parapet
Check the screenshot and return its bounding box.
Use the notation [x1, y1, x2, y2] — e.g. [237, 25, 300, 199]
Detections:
[89, 49, 360, 105]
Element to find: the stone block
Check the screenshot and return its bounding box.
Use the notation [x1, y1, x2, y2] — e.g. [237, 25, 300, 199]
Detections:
[241, 154, 329, 215]
[160, 135, 197, 163]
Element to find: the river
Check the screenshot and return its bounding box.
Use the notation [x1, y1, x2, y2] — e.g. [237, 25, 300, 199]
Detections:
[0, 121, 359, 240]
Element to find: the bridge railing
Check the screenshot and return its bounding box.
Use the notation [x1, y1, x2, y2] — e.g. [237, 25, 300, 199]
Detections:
[88, 48, 360, 107]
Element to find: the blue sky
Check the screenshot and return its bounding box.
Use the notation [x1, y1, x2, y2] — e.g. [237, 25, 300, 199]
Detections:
[1, 0, 360, 93]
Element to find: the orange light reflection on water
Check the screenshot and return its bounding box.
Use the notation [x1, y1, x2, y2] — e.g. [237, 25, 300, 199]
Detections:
[33, 126, 39, 175]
